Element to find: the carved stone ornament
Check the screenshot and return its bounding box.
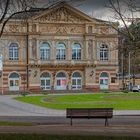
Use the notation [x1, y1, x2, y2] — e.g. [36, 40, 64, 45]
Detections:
[88, 39, 93, 60]
[8, 25, 20, 32]
[36, 7, 87, 23]
[32, 38, 37, 59]
[39, 24, 84, 34]
[100, 26, 109, 34]
[8, 24, 25, 33]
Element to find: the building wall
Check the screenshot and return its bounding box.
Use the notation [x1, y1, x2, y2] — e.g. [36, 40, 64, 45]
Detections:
[0, 4, 119, 93]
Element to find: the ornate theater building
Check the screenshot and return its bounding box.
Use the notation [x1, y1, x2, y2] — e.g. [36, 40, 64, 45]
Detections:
[0, 2, 119, 93]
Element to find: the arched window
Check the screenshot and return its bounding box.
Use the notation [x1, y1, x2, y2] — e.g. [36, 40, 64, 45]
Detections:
[88, 26, 92, 33]
[100, 72, 109, 78]
[72, 43, 81, 60]
[40, 42, 50, 60]
[40, 72, 51, 90]
[9, 72, 19, 78]
[56, 72, 66, 78]
[9, 43, 19, 60]
[56, 43, 66, 60]
[72, 72, 82, 89]
[100, 44, 109, 61]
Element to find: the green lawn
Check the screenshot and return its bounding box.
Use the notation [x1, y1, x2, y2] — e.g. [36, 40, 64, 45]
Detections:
[0, 121, 33, 126]
[0, 134, 139, 140]
[15, 93, 140, 110]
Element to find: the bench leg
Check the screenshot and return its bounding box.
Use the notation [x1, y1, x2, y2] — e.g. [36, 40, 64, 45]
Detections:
[70, 118, 73, 126]
[105, 118, 109, 126]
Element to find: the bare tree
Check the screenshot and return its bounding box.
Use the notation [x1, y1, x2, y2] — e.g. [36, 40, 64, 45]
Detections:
[0, 0, 40, 37]
[108, 0, 139, 43]
[0, 0, 85, 37]
[107, 0, 140, 88]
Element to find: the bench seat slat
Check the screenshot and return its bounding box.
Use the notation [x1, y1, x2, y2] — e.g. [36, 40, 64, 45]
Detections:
[66, 108, 113, 118]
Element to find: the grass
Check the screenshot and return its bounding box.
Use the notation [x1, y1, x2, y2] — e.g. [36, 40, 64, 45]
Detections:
[15, 92, 140, 110]
[0, 134, 139, 140]
[0, 121, 33, 126]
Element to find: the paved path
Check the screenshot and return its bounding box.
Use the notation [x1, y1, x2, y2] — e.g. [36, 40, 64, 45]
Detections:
[0, 125, 140, 137]
[0, 95, 140, 116]
[0, 95, 65, 116]
[0, 95, 140, 137]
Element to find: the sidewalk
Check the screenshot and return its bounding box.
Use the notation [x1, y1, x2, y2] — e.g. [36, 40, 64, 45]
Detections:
[114, 110, 140, 116]
[0, 95, 140, 116]
[0, 95, 140, 137]
[0, 125, 140, 137]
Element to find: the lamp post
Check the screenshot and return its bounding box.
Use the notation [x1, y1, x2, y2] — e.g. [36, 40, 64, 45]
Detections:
[121, 53, 125, 90]
[128, 52, 131, 90]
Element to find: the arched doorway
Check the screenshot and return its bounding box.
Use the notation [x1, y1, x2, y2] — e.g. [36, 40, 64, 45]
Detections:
[56, 72, 67, 90]
[9, 72, 20, 91]
[40, 72, 51, 90]
[72, 72, 82, 90]
[100, 72, 109, 90]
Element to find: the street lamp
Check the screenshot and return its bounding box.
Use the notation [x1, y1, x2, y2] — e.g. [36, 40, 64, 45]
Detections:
[0, 54, 3, 94]
[128, 52, 131, 91]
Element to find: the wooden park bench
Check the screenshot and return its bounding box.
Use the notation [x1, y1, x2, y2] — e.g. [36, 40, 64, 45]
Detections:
[66, 108, 113, 126]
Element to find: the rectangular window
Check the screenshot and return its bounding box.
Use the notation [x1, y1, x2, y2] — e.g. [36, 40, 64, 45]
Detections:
[40, 49, 50, 60]
[56, 49, 66, 60]
[100, 49, 108, 61]
[10, 80, 14, 86]
[72, 49, 81, 60]
[9, 47, 19, 60]
[57, 79, 61, 86]
[88, 26, 92, 33]
[111, 77, 116, 83]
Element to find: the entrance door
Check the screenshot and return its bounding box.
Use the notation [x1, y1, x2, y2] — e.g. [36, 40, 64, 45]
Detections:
[56, 72, 67, 90]
[100, 72, 109, 90]
[41, 79, 51, 90]
[100, 78, 109, 89]
[9, 73, 20, 91]
[56, 78, 66, 90]
[40, 72, 51, 90]
[72, 72, 82, 90]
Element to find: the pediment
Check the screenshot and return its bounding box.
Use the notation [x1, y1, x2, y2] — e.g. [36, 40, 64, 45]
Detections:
[33, 4, 94, 23]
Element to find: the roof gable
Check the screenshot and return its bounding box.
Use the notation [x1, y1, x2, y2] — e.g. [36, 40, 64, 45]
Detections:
[32, 2, 95, 23]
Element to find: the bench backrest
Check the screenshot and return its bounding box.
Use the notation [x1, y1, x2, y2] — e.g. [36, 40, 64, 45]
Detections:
[66, 108, 113, 118]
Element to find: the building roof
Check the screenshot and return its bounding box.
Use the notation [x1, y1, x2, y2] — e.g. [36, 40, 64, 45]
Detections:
[11, 1, 114, 25]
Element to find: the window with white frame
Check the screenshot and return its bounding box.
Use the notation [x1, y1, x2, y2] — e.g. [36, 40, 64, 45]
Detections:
[40, 42, 50, 60]
[9, 43, 19, 60]
[72, 43, 81, 60]
[40, 72, 51, 90]
[56, 43, 66, 60]
[100, 44, 109, 61]
[72, 72, 82, 89]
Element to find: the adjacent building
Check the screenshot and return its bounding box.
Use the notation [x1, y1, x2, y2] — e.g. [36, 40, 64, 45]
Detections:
[0, 2, 119, 93]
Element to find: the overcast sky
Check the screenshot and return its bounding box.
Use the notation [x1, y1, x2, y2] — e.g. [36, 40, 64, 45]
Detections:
[76, 0, 111, 20]
[37, 0, 140, 22]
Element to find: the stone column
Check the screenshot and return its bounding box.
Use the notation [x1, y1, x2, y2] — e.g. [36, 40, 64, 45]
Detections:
[68, 71, 72, 90]
[51, 41, 56, 60]
[52, 72, 56, 90]
[67, 41, 71, 61]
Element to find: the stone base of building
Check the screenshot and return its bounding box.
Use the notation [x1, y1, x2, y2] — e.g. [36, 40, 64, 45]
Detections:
[84, 85, 100, 92]
[109, 85, 120, 90]
[0, 84, 120, 94]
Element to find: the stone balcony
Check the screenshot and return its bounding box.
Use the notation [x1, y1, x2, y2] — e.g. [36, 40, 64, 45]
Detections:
[3, 59, 118, 67]
[95, 59, 118, 66]
[29, 59, 96, 67]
